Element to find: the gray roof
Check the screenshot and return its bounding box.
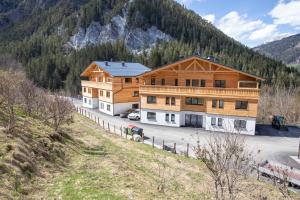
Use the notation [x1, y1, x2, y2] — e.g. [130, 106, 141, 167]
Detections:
[94, 61, 151, 77]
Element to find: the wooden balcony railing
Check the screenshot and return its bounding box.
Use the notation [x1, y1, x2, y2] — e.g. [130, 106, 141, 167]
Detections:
[139, 85, 260, 99]
[81, 80, 112, 90]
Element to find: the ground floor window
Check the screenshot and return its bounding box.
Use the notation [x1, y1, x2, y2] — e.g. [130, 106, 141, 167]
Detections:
[234, 120, 247, 130]
[132, 104, 139, 109]
[171, 114, 175, 122]
[89, 99, 91, 105]
[211, 117, 216, 126]
[84, 98, 87, 103]
[100, 103, 104, 109]
[165, 113, 169, 121]
[107, 104, 111, 111]
[147, 112, 156, 120]
[218, 118, 223, 127]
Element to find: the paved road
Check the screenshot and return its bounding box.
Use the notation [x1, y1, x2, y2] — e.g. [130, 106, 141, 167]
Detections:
[70, 98, 300, 167]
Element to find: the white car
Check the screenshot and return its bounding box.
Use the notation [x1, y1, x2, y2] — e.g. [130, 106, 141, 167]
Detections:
[128, 110, 140, 120]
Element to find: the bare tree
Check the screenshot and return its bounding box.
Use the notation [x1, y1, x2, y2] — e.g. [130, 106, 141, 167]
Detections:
[258, 86, 300, 124]
[19, 78, 38, 115]
[44, 93, 74, 131]
[0, 71, 22, 133]
[194, 133, 253, 200]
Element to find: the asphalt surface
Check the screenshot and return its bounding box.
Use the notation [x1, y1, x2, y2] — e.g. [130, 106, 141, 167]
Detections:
[70, 98, 300, 168]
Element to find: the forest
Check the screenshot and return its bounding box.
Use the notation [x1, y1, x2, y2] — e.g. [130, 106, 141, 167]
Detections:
[0, 0, 299, 95]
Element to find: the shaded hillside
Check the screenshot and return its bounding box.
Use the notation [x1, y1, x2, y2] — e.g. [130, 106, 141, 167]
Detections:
[0, 0, 299, 95]
[254, 34, 300, 65]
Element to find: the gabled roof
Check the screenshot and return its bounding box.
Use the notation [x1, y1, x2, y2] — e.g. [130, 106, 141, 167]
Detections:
[81, 61, 151, 77]
[139, 56, 265, 81]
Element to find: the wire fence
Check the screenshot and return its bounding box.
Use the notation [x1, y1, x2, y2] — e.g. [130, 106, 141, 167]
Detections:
[75, 106, 193, 157]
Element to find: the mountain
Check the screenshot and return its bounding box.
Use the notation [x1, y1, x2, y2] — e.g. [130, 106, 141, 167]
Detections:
[0, 0, 299, 95]
[254, 33, 300, 65]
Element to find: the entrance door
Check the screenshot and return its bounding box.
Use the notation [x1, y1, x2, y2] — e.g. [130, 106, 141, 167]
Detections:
[185, 114, 203, 128]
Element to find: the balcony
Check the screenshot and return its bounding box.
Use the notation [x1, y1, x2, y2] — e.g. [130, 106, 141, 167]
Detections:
[139, 85, 260, 100]
[81, 80, 112, 90]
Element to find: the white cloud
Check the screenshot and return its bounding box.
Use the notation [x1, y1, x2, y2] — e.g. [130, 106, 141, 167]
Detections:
[203, 14, 215, 24]
[269, 0, 300, 27]
[217, 11, 264, 40]
[248, 24, 278, 40]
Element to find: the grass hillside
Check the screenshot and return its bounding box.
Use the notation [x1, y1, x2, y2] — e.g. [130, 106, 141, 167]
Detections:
[0, 109, 287, 199]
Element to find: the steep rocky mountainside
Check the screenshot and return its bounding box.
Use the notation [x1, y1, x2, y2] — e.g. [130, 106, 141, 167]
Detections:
[254, 33, 300, 65]
[0, 0, 299, 95]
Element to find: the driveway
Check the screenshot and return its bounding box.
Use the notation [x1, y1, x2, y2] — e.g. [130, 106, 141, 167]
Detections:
[70, 98, 300, 168]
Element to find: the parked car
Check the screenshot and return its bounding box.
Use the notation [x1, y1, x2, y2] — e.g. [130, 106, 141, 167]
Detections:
[272, 115, 288, 131]
[128, 109, 140, 120]
[124, 125, 143, 136]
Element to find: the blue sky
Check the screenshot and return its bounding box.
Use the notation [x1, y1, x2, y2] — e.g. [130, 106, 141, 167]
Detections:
[175, 0, 300, 47]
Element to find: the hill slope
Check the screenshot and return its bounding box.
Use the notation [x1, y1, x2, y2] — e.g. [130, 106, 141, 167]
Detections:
[254, 33, 300, 65]
[0, 0, 299, 95]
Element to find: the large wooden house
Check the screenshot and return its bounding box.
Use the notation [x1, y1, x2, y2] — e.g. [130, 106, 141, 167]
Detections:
[80, 61, 150, 115]
[138, 56, 263, 135]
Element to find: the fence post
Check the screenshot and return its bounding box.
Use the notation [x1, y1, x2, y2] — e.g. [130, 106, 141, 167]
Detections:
[162, 140, 165, 150]
[114, 125, 116, 133]
[98, 117, 100, 124]
[152, 136, 154, 148]
[186, 143, 189, 157]
[173, 143, 176, 154]
[120, 126, 123, 137]
[142, 132, 144, 143]
[108, 122, 110, 132]
[102, 120, 104, 128]
[126, 130, 128, 139]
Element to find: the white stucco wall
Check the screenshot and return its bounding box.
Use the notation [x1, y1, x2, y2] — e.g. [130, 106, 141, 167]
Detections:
[82, 97, 99, 108]
[205, 114, 256, 135]
[141, 109, 181, 127]
[99, 101, 114, 116]
[114, 102, 139, 115]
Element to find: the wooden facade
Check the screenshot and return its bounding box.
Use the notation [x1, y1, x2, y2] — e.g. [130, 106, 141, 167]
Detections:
[139, 56, 263, 118]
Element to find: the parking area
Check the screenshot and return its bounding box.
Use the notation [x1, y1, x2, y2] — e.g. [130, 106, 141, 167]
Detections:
[71, 98, 300, 168]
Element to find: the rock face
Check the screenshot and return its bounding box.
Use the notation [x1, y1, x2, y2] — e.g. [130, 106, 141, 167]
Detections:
[68, 3, 173, 53]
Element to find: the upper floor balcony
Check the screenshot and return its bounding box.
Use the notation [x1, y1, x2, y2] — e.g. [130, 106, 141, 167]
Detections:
[139, 85, 260, 100]
[81, 80, 113, 91]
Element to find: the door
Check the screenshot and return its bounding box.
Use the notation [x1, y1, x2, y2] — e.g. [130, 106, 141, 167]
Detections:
[185, 114, 203, 128]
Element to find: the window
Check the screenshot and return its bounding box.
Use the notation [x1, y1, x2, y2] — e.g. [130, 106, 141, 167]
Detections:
[107, 104, 111, 111]
[235, 101, 248, 110]
[200, 80, 206, 87]
[215, 80, 226, 88]
[133, 91, 139, 97]
[88, 88, 92, 93]
[175, 79, 178, 86]
[125, 78, 132, 83]
[100, 90, 103, 96]
[212, 100, 217, 108]
[211, 118, 216, 126]
[165, 114, 169, 121]
[161, 79, 165, 85]
[84, 98, 87, 103]
[83, 87, 86, 93]
[186, 97, 204, 105]
[171, 114, 175, 122]
[136, 78, 139, 83]
[147, 112, 156, 120]
[132, 104, 139, 109]
[234, 120, 247, 130]
[218, 118, 223, 127]
[147, 96, 157, 104]
[100, 103, 104, 109]
[219, 100, 224, 109]
[89, 99, 91, 105]
[106, 91, 110, 98]
[151, 78, 156, 85]
[186, 79, 191, 86]
[171, 97, 175, 105]
[166, 97, 170, 105]
[192, 79, 199, 87]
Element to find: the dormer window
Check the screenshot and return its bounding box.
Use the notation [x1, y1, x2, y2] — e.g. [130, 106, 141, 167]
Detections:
[125, 78, 132, 84]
